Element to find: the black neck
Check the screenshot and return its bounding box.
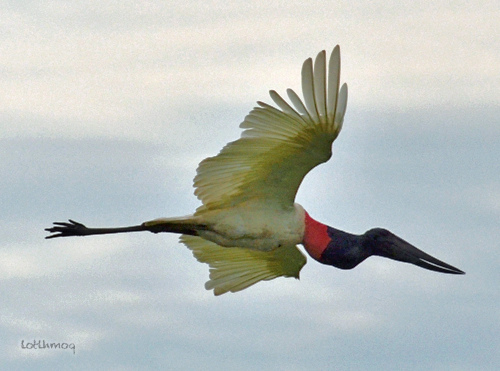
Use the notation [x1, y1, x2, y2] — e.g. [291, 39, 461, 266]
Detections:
[320, 226, 370, 270]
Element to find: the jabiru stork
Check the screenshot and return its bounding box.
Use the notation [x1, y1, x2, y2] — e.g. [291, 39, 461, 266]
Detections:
[46, 46, 464, 295]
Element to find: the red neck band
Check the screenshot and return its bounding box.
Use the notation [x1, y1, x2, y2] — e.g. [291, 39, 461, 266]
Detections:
[302, 211, 330, 261]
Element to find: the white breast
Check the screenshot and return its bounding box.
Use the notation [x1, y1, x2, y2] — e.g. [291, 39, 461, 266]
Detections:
[195, 202, 306, 251]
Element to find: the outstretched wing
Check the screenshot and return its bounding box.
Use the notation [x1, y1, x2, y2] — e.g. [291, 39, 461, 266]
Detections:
[194, 46, 348, 210]
[180, 235, 307, 295]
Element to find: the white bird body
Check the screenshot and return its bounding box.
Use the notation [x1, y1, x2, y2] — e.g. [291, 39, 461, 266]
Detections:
[46, 45, 464, 295]
[147, 202, 306, 252]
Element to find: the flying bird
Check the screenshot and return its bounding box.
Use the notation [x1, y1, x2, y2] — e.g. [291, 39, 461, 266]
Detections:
[46, 46, 464, 295]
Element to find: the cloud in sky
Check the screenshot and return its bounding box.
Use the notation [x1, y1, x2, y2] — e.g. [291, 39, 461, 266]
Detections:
[1, 1, 499, 370]
[2, 0, 498, 139]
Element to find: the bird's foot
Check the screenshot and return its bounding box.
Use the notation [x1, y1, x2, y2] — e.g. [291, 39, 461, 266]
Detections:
[45, 219, 90, 239]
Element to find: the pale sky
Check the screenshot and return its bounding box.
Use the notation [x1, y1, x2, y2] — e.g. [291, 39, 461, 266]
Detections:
[1, 1, 499, 370]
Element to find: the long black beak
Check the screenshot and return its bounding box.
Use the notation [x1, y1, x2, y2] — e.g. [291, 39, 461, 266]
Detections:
[409, 247, 465, 274]
[369, 229, 465, 274]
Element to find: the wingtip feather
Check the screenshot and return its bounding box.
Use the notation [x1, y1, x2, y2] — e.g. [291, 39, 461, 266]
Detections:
[301, 57, 320, 123]
[313, 50, 327, 122]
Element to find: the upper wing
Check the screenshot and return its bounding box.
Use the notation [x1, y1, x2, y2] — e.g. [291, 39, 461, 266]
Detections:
[194, 46, 348, 210]
[180, 235, 307, 295]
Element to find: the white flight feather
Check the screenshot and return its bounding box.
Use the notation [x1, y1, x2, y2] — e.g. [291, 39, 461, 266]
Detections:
[327, 45, 341, 123]
[313, 50, 327, 122]
[286, 88, 312, 120]
[301, 57, 320, 124]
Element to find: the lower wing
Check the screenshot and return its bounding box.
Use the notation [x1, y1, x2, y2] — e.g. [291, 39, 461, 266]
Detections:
[180, 235, 307, 295]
